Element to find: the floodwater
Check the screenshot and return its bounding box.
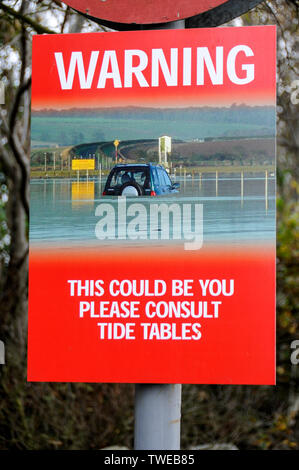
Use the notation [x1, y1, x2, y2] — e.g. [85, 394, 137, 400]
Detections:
[29, 173, 276, 248]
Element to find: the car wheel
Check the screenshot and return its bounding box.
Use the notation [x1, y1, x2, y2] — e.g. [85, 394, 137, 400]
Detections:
[120, 182, 144, 196]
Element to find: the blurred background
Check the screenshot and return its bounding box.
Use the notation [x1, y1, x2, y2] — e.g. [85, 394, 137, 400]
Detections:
[0, 0, 298, 450]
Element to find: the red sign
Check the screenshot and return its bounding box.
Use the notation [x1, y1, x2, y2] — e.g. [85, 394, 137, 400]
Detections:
[28, 26, 276, 384]
[62, 0, 230, 24]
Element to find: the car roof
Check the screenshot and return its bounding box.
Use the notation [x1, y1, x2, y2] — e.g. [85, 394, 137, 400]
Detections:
[112, 163, 164, 169]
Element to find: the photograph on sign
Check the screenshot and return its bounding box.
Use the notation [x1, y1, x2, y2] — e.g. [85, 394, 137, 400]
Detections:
[28, 26, 276, 384]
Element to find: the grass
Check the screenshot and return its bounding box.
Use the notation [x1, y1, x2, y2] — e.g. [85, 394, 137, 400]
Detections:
[30, 169, 112, 179]
[30, 165, 275, 179]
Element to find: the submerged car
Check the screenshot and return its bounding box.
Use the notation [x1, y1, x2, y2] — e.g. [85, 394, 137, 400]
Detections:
[102, 163, 179, 196]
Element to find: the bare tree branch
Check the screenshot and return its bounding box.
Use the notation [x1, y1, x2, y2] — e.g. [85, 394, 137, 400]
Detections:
[0, 1, 56, 34]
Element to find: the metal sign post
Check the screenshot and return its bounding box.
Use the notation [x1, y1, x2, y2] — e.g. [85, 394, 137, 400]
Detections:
[134, 384, 182, 450]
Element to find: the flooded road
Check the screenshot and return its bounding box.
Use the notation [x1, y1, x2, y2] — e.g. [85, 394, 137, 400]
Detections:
[29, 173, 275, 248]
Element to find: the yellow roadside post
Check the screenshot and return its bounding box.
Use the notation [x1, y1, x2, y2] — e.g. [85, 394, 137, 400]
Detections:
[114, 139, 120, 163]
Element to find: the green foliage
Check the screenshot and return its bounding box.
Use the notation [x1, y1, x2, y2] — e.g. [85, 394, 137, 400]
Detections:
[0, 350, 134, 449]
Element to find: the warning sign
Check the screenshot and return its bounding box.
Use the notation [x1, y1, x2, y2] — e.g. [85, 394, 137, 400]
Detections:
[72, 159, 95, 170]
[28, 26, 276, 385]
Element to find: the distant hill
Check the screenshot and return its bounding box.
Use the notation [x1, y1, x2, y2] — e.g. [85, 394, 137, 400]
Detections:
[118, 138, 275, 167]
[31, 105, 275, 146]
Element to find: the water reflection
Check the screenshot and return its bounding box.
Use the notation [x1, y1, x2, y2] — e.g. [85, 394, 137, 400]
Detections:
[71, 182, 95, 208]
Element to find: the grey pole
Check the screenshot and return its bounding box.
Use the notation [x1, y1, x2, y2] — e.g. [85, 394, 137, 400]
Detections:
[149, 19, 185, 30]
[134, 384, 182, 450]
[134, 18, 184, 452]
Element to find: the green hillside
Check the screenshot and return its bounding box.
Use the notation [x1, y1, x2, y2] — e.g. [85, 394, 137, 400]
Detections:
[31, 106, 275, 147]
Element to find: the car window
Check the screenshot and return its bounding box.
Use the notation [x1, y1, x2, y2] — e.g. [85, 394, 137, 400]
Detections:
[108, 168, 150, 189]
[157, 169, 165, 187]
[162, 169, 171, 187]
[134, 170, 150, 188]
[152, 167, 160, 187]
[158, 168, 171, 187]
